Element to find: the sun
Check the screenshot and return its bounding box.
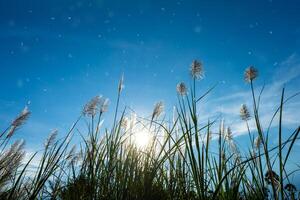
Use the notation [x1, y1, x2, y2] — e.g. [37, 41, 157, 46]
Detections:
[132, 129, 151, 149]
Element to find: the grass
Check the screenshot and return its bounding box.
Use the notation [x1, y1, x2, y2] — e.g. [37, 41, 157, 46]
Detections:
[0, 62, 299, 200]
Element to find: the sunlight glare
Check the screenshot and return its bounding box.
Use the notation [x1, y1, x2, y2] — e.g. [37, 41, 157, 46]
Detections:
[133, 129, 151, 149]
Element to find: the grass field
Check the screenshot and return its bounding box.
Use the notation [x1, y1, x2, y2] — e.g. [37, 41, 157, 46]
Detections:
[1, 61, 299, 200]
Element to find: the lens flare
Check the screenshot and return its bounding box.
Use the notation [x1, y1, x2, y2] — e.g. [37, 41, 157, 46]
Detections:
[133, 129, 151, 149]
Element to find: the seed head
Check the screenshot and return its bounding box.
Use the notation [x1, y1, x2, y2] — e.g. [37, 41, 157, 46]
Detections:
[254, 136, 262, 149]
[121, 117, 129, 130]
[225, 127, 233, 141]
[190, 60, 204, 79]
[240, 104, 250, 121]
[9, 140, 25, 155]
[7, 106, 31, 137]
[176, 82, 187, 96]
[118, 74, 124, 93]
[100, 98, 109, 113]
[244, 66, 258, 82]
[45, 129, 58, 148]
[83, 96, 101, 116]
[83, 96, 109, 116]
[1, 140, 25, 173]
[152, 101, 164, 120]
[12, 106, 30, 127]
[66, 144, 77, 162]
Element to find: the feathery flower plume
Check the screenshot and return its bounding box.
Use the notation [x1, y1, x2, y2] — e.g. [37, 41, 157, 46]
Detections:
[240, 104, 250, 121]
[254, 136, 262, 149]
[100, 98, 109, 113]
[66, 144, 77, 162]
[0, 140, 25, 179]
[83, 96, 101, 116]
[244, 66, 258, 82]
[9, 140, 25, 155]
[1, 140, 25, 165]
[67, 145, 81, 167]
[121, 117, 129, 130]
[225, 127, 233, 141]
[118, 74, 124, 94]
[190, 60, 204, 79]
[176, 82, 187, 96]
[83, 96, 109, 116]
[11, 106, 30, 127]
[44, 129, 58, 148]
[151, 101, 164, 120]
[220, 119, 225, 137]
[172, 106, 178, 125]
[7, 106, 31, 138]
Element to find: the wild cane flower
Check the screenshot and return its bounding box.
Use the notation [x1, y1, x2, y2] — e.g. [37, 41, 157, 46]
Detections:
[82, 96, 109, 116]
[66, 145, 81, 167]
[225, 127, 238, 153]
[83, 96, 101, 116]
[225, 127, 233, 141]
[118, 74, 124, 94]
[0, 141, 25, 179]
[240, 104, 250, 121]
[190, 60, 204, 79]
[1, 140, 25, 166]
[254, 136, 262, 149]
[66, 144, 77, 162]
[7, 106, 31, 138]
[176, 82, 187, 96]
[9, 140, 25, 155]
[121, 117, 129, 130]
[244, 66, 258, 82]
[100, 98, 109, 113]
[152, 101, 164, 120]
[44, 129, 58, 148]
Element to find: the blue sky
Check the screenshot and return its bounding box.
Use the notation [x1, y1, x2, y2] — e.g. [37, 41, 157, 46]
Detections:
[0, 0, 300, 175]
